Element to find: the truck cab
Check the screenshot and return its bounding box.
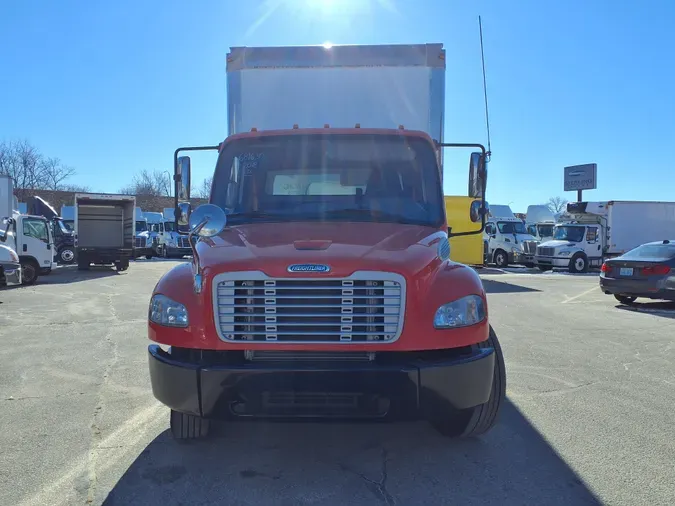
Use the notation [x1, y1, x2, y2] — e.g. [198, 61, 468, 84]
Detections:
[484, 205, 537, 268]
[534, 202, 607, 273]
[134, 208, 154, 259]
[525, 205, 556, 243]
[27, 196, 76, 265]
[158, 208, 192, 258]
[1, 175, 54, 284]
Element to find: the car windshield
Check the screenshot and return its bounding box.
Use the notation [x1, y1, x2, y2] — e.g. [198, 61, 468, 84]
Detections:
[553, 225, 585, 242]
[210, 134, 445, 227]
[622, 243, 675, 260]
[538, 224, 554, 237]
[497, 221, 527, 234]
[136, 221, 148, 232]
[164, 221, 175, 232]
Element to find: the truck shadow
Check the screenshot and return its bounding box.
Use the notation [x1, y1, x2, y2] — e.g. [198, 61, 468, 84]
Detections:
[482, 279, 541, 294]
[615, 301, 675, 319]
[102, 399, 600, 506]
[38, 265, 121, 284]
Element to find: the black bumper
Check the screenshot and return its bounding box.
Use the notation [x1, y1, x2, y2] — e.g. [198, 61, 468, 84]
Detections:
[148, 345, 496, 420]
[165, 246, 192, 257]
[600, 277, 675, 300]
[78, 248, 132, 264]
[134, 247, 154, 258]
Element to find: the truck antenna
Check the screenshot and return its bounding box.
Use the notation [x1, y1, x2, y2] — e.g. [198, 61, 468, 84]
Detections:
[479, 15, 492, 162]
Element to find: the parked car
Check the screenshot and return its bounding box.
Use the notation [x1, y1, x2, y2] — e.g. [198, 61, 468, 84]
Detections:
[599, 240, 675, 304]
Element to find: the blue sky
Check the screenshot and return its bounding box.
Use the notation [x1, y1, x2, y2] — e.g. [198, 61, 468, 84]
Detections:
[1, 0, 674, 213]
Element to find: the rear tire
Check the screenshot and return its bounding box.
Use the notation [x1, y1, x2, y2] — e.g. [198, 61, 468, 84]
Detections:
[146, 254, 154, 260]
[170, 410, 210, 440]
[430, 326, 506, 438]
[614, 294, 637, 305]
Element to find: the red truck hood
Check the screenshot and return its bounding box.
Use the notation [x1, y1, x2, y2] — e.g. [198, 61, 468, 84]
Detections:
[197, 221, 446, 278]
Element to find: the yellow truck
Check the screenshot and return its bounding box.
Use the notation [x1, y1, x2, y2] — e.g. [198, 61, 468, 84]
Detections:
[445, 196, 485, 267]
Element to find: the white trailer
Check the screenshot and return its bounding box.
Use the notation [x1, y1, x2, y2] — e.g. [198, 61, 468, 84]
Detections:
[535, 200, 675, 273]
[75, 193, 136, 271]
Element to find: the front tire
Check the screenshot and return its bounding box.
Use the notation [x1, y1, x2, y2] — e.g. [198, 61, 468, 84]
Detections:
[430, 326, 506, 438]
[20, 259, 39, 285]
[614, 294, 637, 305]
[493, 250, 508, 268]
[569, 253, 588, 273]
[59, 248, 75, 264]
[170, 410, 210, 440]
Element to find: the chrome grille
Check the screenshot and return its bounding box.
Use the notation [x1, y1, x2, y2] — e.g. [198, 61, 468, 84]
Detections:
[214, 272, 405, 344]
[178, 236, 190, 248]
[522, 240, 538, 255]
[537, 246, 555, 256]
[135, 237, 145, 248]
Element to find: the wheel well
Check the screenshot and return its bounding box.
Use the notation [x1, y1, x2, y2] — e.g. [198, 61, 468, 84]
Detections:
[19, 255, 39, 266]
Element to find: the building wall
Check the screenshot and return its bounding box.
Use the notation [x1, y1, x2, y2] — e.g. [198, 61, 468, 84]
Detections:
[14, 189, 207, 213]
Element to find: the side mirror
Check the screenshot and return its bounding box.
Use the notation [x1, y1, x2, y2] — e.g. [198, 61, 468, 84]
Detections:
[470, 199, 490, 223]
[188, 204, 227, 238]
[177, 202, 191, 227]
[176, 156, 191, 201]
[468, 152, 487, 199]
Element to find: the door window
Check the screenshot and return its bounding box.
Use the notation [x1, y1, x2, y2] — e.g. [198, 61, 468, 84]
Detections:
[23, 218, 49, 243]
[586, 227, 598, 242]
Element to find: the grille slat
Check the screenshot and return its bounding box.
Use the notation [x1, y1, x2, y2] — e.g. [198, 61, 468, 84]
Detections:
[215, 274, 404, 343]
[523, 240, 538, 255]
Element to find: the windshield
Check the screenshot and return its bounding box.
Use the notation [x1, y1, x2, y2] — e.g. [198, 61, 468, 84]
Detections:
[164, 221, 176, 232]
[136, 220, 148, 232]
[62, 220, 74, 232]
[497, 221, 527, 234]
[210, 134, 445, 227]
[56, 219, 70, 234]
[622, 243, 675, 260]
[537, 224, 554, 237]
[553, 225, 585, 242]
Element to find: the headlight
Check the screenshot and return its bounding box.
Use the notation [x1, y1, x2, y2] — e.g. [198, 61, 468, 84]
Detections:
[558, 250, 572, 256]
[9, 249, 19, 262]
[433, 295, 486, 329]
[149, 294, 188, 327]
[511, 247, 519, 253]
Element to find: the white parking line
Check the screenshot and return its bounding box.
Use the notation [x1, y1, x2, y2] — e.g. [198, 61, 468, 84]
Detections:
[562, 286, 600, 304]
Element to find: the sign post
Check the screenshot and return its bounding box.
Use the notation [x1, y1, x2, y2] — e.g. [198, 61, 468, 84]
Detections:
[564, 164, 597, 202]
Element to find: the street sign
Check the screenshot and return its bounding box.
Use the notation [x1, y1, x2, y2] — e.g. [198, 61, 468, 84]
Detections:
[564, 164, 597, 192]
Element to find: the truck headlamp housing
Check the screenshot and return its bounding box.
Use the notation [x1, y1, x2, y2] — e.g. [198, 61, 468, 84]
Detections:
[558, 250, 572, 256]
[149, 294, 188, 327]
[433, 295, 486, 329]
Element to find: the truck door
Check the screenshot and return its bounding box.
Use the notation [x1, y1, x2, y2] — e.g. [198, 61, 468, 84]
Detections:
[20, 217, 53, 270]
[585, 226, 602, 266]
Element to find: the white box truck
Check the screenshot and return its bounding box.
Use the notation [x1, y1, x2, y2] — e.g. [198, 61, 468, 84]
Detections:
[1, 174, 54, 284]
[75, 193, 136, 271]
[535, 200, 675, 273]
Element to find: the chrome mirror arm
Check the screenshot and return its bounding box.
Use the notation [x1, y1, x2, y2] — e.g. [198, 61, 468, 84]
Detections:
[189, 218, 208, 293]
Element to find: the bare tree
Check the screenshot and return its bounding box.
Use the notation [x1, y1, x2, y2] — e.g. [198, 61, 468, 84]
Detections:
[545, 196, 569, 215]
[41, 157, 76, 190]
[119, 169, 172, 196]
[194, 176, 213, 199]
[0, 140, 82, 199]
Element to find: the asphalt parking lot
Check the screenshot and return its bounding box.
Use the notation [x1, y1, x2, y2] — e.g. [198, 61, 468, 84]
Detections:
[1, 261, 674, 506]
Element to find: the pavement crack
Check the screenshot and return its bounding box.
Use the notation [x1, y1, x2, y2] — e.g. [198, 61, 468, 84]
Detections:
[85, 294, 120, 504]
[340, 448, 396, 505]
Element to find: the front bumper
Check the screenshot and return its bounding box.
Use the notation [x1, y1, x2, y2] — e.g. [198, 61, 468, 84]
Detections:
[148, 344, 496, 420]
[535, 255, 570, 268]
[600, 276, 675, 300]
[0, 262, 22, 286]
[134, 247, 154, 258]
[510, 251, 534, 264]
[165, 246, 192, 257]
